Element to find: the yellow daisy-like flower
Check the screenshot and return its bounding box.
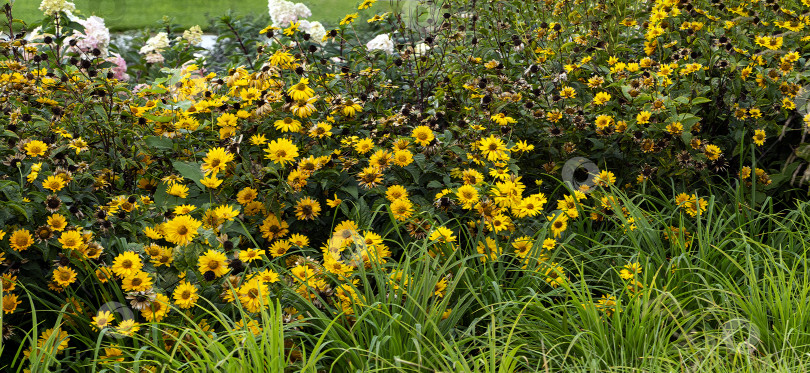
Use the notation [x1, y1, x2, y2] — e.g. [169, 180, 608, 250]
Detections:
[115, 319, 141, 337]
[327, 193, 342, 208]
[478, 135, 508, 162]
[392, 149, 413, 166]
[173, 281, 199, 309]
[91, 310, 114, 330]
[238, 248, 263, 262]
[752, 129, 766, 146]
[201, 147, 235, 175]
[357, 166, 383, 189]
[340, 13, 359, 25]
[9, 229, 34, 251]
[411, 126, 435, 146]
[274, 117, 302, 132]
[237, 187, 258, 205]
[201, 175, 223, 189]
[42, 175, 66, 192]
[264, 138, 300, 166]
[389, 198, 414, 221]
[141, 293, 170, 322]
[354, 138, 375, 154]
[703, 144, 722, 161]
[112, 251, 143, 278]
[269, 240, 291, 258]
[491, 113, 517, 126]
[24, 140, 48, 157]
[58, 230, 83, 250]
[295, 197, 322, 220]
[385, 185, 408, 201]
[592, 91, 611, 106]
[198, 250, 230, 277]
[287, 77, 314, 101]
[47, 214, 68, 231]
[52, 266, 77, 287]
[214, 204, 239, 221]
[2, 293, 21, 314]
[163, 215, 202, 246]
[166, 183, 189, 198]
[173, 205, 196, 215]
[257, 269, 280, 283]
[121, 271, 153, 292]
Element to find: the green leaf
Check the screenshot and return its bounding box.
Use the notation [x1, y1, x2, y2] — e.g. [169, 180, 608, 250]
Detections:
[144, 136, 174, 151]
[173, 161, 205, 188]
[691, 97, 712, 105]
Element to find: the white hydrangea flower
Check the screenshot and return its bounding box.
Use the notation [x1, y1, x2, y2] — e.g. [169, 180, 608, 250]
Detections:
[292, 3, 311, 19]
[69, 16, 110, 56]
[183, 25, 203, 46]
[268, 0, 312, 27]
[139, 32, 170, 55]
[414, 43, 430, 57]
[39, 0, 76, 15]
[366, 34, 394, 55]
[308, 21, 326, 44]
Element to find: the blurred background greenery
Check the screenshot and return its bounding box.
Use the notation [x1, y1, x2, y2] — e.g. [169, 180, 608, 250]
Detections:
[4, 0, 395, 31]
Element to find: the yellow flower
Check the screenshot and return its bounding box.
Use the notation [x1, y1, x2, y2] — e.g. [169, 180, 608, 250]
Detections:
[163, 215, 202, 246]
[283, 21, 300, 36]
[2, 293, 21, 314]
[121, 271, 153, 292]
[287, 77, 314, 101]
[295, 197, 322, 220]
[48, 214, 68, 231]
[166, 183, 189, 198]
[115, 319, 141, 337]
[327, 193, 342, 208]
[112, 251, 143, 278]
[202, 147, 235, 175]
[411, 126, 435, 146]
[9, 229, 34, 251]
[354, 138, 375, 154]
[389, 198, 414, 221]
[52, 266, 77, 287]
[340, 13, 359, 25]
[198, 250, 230, 277]
[703, 144, 722, 161]
[42, 175, 66, 192]
[269, 240, 291, 258]
[201, 174, 223, 189]
[173, 281, 199, 309]
[619, 262, 642, 280]
[237, 187, 258, 205]
[478, 135, 508, 161]
[274, 117, 302, 133]
[752, 129, 766, 146]
[239, 248, 263, 262]
[264, 138, 299, 166]
[58, 230, 83, 250]
[392, 149, 413, 166]
[358, 0, 376, 9]
[490, 113, 517, 126]
[24, 140, 48, 157]
[592, 92, 611, 106]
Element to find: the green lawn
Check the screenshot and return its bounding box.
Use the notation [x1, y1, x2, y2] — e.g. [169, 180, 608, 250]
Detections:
[6, 0, 378, 31]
